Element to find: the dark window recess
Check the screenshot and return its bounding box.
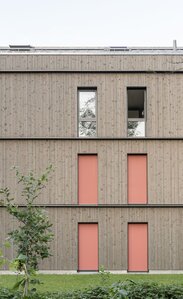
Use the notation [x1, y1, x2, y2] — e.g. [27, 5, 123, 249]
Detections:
[127, 88, 146, 137]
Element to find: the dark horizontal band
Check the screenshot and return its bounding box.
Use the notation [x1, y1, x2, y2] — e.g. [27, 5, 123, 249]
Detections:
[0, 137, 182, 140]
[0, 70, 183, 74]
[0, 204, 183, 208]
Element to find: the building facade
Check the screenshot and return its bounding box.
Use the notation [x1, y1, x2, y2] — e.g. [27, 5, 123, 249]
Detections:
[1, 45, 183, 272]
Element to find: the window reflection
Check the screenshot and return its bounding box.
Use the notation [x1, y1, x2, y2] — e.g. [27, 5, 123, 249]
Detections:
[79, 91, 96, 119]
[128, 121, 145, 137]
[79, 121, 96, 137]
[78, 89, 97, 137]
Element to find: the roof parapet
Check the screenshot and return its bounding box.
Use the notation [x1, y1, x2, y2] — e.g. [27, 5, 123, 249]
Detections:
[109, 46, 129, 52]
[9, 45, 34, 51]
[0, 41, 182, 55]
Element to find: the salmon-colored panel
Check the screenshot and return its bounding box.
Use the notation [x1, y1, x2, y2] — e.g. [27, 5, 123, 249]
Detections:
[78, 155, 98, 204]
[128, 155, 147, 204]
[78, 224, 98, 271]
[128, 223, 148, 271]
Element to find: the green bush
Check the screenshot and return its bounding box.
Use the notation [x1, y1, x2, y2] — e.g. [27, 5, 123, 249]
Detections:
[109, 281, 183, 299]
[1, 281, 183, 299]
[0, 288, 21, 299]
[0, 287, 109, 299]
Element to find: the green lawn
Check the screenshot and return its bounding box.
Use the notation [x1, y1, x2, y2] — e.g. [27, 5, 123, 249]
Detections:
[1, 274, 183, 292]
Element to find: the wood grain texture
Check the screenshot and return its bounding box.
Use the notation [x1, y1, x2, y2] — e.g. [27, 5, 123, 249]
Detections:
[0, 53, 182, 271]
[1, 207, 183, 270]
[0, 140, 182, 205]
[0, 73, 183, 137]
[0, 54, 183, 72]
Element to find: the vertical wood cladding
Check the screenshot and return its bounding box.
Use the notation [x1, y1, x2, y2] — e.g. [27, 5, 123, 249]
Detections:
[1, 207, 183, 270]
[0, 52, 183, 272]
[0, 54, 183, 72]
[0, 140, 182, 205]
[0, 73, 183, 137]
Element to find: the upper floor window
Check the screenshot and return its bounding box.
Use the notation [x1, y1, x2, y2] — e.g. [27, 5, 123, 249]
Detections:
[127, 87, 146, 137]
[78, 88, 97, 137]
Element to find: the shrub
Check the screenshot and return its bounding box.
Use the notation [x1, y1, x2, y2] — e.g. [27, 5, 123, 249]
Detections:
[109, 280, 183, 299]
[1, 280, 183, 298]
[0, 165, 54, 298]
[98, 265, 111, 286]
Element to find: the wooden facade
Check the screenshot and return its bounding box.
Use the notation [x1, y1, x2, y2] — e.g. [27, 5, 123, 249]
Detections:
[0, 73, 183, 137]
[0, 47, 183, 271]
[0, 140, 182, 205]
[1, 207, 183, 270]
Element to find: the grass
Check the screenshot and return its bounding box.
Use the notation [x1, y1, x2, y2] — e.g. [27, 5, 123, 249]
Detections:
[0, 274, 183, 292]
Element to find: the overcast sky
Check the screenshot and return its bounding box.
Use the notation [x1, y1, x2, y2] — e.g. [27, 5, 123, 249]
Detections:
[0, 0, 183, 47]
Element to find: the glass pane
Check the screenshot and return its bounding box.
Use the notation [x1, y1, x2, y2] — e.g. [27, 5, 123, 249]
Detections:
[128, 89, 145, 119]
[128, 121, 145, 137]
[79, 91, 96, 119]
[79, 121, 96, 137]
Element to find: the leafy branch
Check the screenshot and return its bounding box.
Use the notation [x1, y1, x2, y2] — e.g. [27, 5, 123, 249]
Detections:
[0, 165, 54, 298]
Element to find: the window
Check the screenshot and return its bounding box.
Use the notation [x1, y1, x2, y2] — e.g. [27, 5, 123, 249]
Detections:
[127, 87, 146, 137]
[78, 155, 98, 204]
[78, 88, 97, 137]
[128, 155, 147, 204]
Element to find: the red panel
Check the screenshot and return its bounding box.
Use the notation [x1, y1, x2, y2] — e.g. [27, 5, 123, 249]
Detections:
[78, 224, 98, 271]
[128, 223, 148, 271]
[128, 155, 147, 204]
[78, 155, 98, 204]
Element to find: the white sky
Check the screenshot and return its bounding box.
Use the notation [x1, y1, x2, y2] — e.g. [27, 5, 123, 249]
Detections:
[0, 0, 183, 47]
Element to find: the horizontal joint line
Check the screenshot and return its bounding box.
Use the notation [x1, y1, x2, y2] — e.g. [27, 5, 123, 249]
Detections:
[1, 204, 183, 208]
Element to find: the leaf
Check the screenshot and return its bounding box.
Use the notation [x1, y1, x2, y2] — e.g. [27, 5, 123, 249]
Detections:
[4, 241, 11, 248]
[12, 278, 25, 290]
[16, 254, 27, 262]
[30, 278, 41, 284]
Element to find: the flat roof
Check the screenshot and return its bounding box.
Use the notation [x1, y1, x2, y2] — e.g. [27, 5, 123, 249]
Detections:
[1, 45, 183, 55]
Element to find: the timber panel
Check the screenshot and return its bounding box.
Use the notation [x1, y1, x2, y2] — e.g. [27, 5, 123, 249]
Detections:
[0, 73, 183, 137]
[0, 140, 182, 205]
[0, 54, 183, 72]
[1, 207, 183, 270]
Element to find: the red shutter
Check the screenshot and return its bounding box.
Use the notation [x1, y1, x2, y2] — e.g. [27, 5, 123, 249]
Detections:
[78, 155, 98, 204]
[128, 155, 147, 204]
[78, 223, 98, 271]
[128, 223, 148, 271]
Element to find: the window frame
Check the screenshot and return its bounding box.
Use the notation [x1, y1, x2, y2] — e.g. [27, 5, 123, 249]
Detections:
[77, 87, 97, 137]
[127, 87, 147, 137]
